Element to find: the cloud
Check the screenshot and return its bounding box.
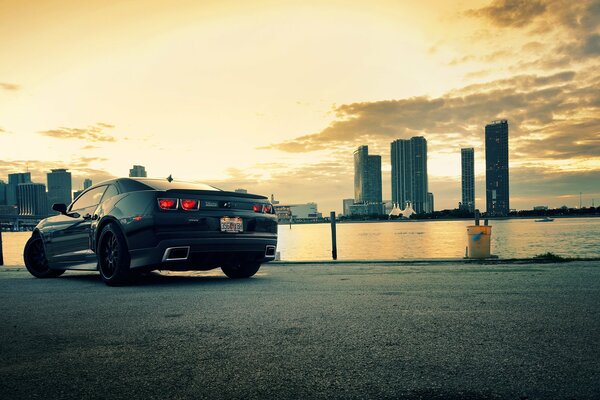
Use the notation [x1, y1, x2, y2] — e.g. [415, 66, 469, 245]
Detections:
[264, 70, 597, 161]
[38, 122, 116, 142]
[0, 82, 20, 91]
[455, 0, 600, 74]
[466, 0, 547, 28]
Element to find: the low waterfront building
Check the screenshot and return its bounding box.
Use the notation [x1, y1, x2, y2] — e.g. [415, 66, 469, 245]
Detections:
[342, 199, 354, 216]
[274, 202, 322, 221]
[348, 202, 384, 216]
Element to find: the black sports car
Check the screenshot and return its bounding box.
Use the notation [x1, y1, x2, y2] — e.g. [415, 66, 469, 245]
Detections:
[23, 178, 278, 285]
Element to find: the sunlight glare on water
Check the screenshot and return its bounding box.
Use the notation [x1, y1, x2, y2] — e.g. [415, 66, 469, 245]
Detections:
[1, 218, 599, 265]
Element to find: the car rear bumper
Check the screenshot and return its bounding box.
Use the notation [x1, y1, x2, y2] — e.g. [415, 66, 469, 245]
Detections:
[128, 235, 277, 270]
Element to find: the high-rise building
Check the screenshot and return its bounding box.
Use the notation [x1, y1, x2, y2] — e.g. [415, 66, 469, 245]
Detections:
[83, 179, 93, 189]
[0, 180, 6, 205]
[18, 183, 48, 217]
[129, 165, 147, 177]
[6, 172, 31, 206]
[391, 136, 428, 213]
[353, 145, 382, 204]
[391, 139, 412, 210]
[485, 120, 509, 216]
[461, 148, 475, 213]
[47, 169, 72, 212]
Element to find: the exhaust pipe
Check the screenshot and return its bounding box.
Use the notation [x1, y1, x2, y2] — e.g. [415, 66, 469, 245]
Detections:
[162, 246, 190, 261]
[265, 245, 276, 258]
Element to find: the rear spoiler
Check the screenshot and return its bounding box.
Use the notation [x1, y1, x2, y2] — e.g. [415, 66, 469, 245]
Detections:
[164, 189, 268, 200]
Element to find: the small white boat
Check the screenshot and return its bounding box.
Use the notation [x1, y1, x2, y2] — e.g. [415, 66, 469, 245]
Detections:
[535, 217, 554, 222]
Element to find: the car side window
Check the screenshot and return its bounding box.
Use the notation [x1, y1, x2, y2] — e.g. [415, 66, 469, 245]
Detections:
[70, 186, 107, 211]
[100, 184, 119, 202]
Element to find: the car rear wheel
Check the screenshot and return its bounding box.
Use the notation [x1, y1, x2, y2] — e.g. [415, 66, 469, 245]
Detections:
[221, 262, 261, 279]
[23, 235, 65, 278]
[98, 223, 132, 286]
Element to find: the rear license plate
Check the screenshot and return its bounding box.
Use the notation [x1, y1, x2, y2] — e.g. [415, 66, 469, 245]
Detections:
[220, 217, 243, 233]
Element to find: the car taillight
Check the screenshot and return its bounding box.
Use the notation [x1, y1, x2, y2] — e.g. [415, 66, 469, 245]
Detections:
[158, 198, 178, 210]
[181, 199, 199, 211]
[253, 204, 274, 213]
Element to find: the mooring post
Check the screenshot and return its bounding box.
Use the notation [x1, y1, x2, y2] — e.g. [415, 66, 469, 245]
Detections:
[330, 211, 337, 260]
[0, 230, 4, 266]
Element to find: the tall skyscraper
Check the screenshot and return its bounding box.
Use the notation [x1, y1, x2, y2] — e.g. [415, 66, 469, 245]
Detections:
[391, 136, 428, 213]
[391, 139, 412, 210]
[6, 172, 32, 206]
[0, 180, 6, 205]
[353, 145, 382, 204]
[83, 178, 93, 189]
[47, 169, 72, 211]
[18, 183, 48, 217]
[485, 120, 509, 216]
[129, 165, 147, 177]
[461, 148, 475, 212]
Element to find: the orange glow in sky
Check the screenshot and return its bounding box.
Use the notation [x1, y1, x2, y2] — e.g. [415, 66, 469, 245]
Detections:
[1, 0, 598, 211]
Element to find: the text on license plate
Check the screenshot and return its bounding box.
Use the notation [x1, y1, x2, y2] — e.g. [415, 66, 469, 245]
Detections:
[220, 217, 243, 233]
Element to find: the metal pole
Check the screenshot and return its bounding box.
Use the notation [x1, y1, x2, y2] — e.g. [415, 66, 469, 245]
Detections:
[330, 211, 337, 260]
[0, 230, 4, 266]
[474, 209, 480, 226]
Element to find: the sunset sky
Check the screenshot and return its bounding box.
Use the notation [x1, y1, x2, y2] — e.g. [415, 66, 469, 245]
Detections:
[1, 0, 599, 213]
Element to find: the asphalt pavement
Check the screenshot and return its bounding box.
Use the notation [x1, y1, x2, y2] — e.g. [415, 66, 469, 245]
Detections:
[0, 262, 599, 400]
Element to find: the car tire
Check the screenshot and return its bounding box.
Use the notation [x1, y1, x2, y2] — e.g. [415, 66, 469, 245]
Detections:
[23, 235, 65, 278]
[97, 223, 132, 286]
[221, 262, 261, 279]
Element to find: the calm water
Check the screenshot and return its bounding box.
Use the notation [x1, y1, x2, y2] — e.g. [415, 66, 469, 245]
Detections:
[2, 218, 599, 265]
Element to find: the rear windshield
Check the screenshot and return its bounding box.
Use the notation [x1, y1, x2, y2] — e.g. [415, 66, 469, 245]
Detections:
[131, 179, 220, 191]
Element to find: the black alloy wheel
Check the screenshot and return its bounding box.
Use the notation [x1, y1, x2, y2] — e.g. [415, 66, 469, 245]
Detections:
[221, 262, 261, 279]
[98, 223, 132, 286]
[23, 235, 64, 278]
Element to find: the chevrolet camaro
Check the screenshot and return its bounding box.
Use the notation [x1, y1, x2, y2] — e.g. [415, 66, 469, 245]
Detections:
[23, 178, 278, 285]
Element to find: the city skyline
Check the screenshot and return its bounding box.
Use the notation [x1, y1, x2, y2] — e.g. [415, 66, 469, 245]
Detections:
[1, 1, 599, 213]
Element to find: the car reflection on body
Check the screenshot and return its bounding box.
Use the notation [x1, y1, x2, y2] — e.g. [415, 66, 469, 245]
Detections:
[23, 178, 278, 285]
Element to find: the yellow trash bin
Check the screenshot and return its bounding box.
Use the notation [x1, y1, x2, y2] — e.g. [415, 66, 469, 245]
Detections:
[467, 225, 492, 259]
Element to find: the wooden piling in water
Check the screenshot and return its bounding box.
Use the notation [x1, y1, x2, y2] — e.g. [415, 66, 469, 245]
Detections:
[0, 231, 4, 266]
[330, 211, 337, 260]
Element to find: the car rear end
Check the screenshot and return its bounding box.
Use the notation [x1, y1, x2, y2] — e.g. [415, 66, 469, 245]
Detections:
[135, 188, 277, 271]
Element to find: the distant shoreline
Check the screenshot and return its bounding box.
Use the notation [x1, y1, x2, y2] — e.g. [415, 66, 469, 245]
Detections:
[278, 214, 600, 225]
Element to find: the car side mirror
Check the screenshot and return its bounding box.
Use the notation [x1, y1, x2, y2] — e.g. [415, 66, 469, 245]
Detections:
[52, 203, 68, 215]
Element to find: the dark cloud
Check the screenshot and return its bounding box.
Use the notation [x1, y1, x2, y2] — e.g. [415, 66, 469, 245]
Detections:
[0, 82, 20, 91]
[582, 33, 600, 56]
[466, 0, 547, 28]
[265, 70, 596, 161]
[38, 122, 116, 142]
[459, 0, 600, 73]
